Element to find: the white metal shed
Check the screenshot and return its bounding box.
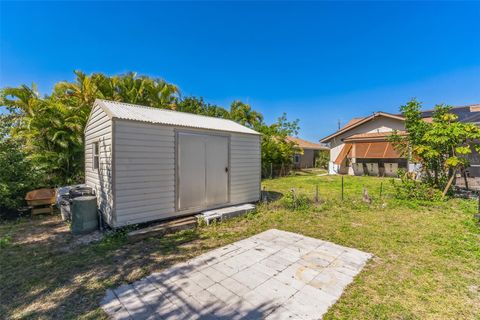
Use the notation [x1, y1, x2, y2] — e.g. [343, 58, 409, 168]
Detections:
[84, 99, 261, 228]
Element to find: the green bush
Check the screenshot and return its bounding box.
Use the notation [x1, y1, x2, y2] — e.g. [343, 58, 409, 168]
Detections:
[392, 170, 443, 201]
[0, 115, 43, 211]
[315, 150, 329, 169]
[0, 235, 12, 248]
[281, 190, 313, 210]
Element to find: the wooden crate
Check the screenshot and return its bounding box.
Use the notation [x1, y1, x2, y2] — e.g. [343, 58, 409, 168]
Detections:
[25, 188, 56, 216]
[31, 205, 54, 215]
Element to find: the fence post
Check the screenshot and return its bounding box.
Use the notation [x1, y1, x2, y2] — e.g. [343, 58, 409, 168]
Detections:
[363, 187, 371, 203]
[463, 170, 469, 191]
[341, 175, 344, 201]
[315, 184, 319, 203]
[270, 163, 273, 179]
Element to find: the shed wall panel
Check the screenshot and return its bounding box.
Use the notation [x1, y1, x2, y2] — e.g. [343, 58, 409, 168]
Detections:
[86, 101, 261, 228]
[113, 120, 176, 227]
[230, 133, 261, 203]
[84, 105, 114, 225]
[112, 120, 260, 227]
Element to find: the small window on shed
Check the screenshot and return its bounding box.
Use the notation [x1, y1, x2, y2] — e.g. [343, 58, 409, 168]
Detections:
[92, 142, 99, 171]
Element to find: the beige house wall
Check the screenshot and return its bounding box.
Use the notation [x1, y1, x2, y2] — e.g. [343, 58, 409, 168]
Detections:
[295, 149, 316, 168]
[327, 116, 406, 175]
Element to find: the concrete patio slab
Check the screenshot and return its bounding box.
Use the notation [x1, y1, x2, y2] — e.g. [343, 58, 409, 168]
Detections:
[101, 229, 372, 320]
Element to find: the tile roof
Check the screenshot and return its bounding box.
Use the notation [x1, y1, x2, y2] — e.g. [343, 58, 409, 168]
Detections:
[322, 104, 480, 143]
[341, 117, 365, 130]
[320, 112, 405, 143]
[344, 131, 407, 142]
[95, 99, 260, 135]
[287, 136, 329, 150]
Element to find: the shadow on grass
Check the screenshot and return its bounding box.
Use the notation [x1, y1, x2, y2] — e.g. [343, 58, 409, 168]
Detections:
[0, 215, 208, 319]
[261, 191, 283, 202]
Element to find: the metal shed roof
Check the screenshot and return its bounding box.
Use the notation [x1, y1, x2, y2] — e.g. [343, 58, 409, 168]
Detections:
[96, 99, 260, 135]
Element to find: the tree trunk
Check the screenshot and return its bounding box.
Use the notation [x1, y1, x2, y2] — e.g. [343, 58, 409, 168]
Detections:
[463, 169, 469, 190]
[442, 171, 456, 197]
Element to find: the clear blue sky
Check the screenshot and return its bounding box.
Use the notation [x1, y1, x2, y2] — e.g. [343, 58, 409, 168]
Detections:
[1, 1, 479, 141]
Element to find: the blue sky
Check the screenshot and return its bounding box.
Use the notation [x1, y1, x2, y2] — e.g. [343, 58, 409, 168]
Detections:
[1, 1, 479, 141]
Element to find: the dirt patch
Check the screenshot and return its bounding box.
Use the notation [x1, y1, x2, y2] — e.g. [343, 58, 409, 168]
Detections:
[13, 216, 70, 246]
[4, 214, 104, 253]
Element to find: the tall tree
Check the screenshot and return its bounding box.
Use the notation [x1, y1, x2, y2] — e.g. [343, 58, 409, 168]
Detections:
[1, 71, 300, 189]
[0, 114, 42, 210]
[175, 96, 230, 118]
[229, 100, 264, 128]
[1, 72, 180, 185]
[391, 99, 480, 194]
[257, 113, 299, 170]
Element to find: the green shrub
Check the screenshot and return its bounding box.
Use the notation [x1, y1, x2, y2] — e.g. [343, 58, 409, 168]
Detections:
[281, 190, 313, 210]
[0, 235, 12, 248]
[392, 170, 443, 201]
[0, 115, 43, 211]
[315, 150, 329, 169]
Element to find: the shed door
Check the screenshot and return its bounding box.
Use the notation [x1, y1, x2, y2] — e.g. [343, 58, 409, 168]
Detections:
[206, 135, 229, 207]
[177, 132, 229, 211]
[178, 133, 206, 210]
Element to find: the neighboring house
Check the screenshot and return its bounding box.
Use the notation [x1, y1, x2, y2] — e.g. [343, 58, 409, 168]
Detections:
[286, 136, 329, 169]
[320, 112, 408, 176]
[84, 99, 260, 228]
[320, 105, 480, 177]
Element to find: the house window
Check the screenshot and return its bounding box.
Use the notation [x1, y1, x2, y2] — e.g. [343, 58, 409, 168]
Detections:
[294, 154, 301, 164]
[93, 142, 99, 171]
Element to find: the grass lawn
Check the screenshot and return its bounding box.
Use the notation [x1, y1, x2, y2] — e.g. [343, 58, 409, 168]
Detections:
[1, 174, 479, 319]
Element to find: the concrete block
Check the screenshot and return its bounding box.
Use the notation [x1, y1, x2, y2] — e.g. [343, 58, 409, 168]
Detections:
[206, 283, 238, 303]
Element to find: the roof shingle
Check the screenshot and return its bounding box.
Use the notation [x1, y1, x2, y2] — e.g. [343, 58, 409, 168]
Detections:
[287, 136, 329, 150]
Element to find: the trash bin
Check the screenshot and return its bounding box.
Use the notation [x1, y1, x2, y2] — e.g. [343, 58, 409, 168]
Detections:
[59, 199, 71, 221]
[56, 185, 94, 221]
[71, 196, 98, 234]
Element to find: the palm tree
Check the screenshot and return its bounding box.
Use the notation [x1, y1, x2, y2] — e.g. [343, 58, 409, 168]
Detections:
[1, 71, 181, 185]
[229, 100, 264, 128]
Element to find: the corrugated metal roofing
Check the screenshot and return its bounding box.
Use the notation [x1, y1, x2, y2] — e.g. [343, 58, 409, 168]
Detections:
[96, 99, 260, 135]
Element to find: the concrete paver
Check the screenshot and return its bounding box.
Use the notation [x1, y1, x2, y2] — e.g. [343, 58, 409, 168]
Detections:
[101, 229, 372, 319]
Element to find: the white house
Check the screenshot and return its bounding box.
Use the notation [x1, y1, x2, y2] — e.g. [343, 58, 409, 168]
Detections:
[320, 105, 480, 177]
[320, 112, 410, 176]
[84, 99, 261, 228]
